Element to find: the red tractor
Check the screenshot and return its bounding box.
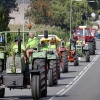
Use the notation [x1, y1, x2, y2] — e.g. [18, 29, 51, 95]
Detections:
[57, 40, 68, 74]
[74, 26, 95, 55]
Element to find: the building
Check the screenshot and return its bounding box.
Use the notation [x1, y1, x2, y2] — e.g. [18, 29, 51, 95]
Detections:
[9, 0, 30, 24]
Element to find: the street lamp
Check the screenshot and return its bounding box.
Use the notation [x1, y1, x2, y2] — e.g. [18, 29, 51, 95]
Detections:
[70, 0, 82, 39]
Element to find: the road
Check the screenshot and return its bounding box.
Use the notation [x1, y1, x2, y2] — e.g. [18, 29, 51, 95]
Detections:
[1, 40, 100, 100]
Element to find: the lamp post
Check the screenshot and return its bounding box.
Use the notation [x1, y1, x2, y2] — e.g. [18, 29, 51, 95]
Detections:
[23, 0, 25, 44]
[70, 0, 82, 39]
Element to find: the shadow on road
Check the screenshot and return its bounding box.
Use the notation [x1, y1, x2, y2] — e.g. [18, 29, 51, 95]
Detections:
[0, 95, 32, 100]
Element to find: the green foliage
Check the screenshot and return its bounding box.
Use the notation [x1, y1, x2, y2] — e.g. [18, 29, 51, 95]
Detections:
[25, 0, 52, 24]
[0, 0, 18, 31]
[25, 0, 98, 31]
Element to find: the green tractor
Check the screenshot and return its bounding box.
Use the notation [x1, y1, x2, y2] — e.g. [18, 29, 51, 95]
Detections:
[37, 31, 60, 86]
[0, 32, 8, 98]
[76, 39, 90, 62]
[0, 29, 48, 100]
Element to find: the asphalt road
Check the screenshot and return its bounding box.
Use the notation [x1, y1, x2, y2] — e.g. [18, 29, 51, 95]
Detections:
[1, 40, 100, 100]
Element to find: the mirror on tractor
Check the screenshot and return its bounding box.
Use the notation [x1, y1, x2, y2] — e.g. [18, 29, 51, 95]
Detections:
[0, 36, 3, 42]
[44, 30, 48, 38]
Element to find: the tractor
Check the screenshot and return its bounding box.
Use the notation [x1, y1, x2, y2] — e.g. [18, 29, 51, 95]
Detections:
[38, 33, 61, 81]
[66, 38, 79, 66]
[0, 29, 48, 100]
[0, 32, 8, 98]
[76, 38, 90, 62]
[57, 39, 68, 74]
[74, 26, 95, 55]
[89, 27, 97, 50]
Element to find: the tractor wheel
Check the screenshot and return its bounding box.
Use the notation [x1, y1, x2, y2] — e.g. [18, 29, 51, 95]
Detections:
[86, 51, 90, 62]
[74, 53, 79, 66]
[94, 41, 96, 50]
[0, 88, 5, 98]
[31, 75, 40, 99]
[33, 59, 47, 97]
[62, 51, 68, 73]
[57, 59, 60, 79]
[58, 67, 60, 79]
[48, 69, 53, 87]
[88, 42, 95, 55]
[48, 60, 58, 87]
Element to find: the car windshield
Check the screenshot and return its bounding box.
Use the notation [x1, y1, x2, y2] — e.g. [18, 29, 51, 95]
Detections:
[85, 30, 89, 36]
[91, 30, 95, 36]
[76, 29, 90, 36]
[77, 29, 83, 36]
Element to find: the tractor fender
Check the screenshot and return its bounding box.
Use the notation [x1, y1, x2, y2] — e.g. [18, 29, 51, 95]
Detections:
[30, 70, 40, 76]
[59, 48, 66, 52]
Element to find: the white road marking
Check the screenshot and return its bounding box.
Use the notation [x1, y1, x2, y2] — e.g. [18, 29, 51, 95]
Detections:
[69, 82, 73, 85]
[73, 76, 79, 81]
[56, 89, 65, 95]
[48, 96, 55, 100]
[48, 51, 100, 100]
[66, 85, 69, 88]
[79, 71, 83, 75]
[83, 67, 87, 70]
[60, 52, 100, 96]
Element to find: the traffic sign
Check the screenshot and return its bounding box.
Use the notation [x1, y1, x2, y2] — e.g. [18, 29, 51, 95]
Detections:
[91, 12, 96, 18]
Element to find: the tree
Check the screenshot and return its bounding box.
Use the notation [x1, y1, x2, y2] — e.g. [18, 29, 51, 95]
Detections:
[25, 0, 52, 24]
[0, 0, 18, 31]
[25, 0, 97, 30]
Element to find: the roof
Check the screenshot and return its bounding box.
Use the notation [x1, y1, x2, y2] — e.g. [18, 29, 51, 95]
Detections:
[38, 35, 61, 42]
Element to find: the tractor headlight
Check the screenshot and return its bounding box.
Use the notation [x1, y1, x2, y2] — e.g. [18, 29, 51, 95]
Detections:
[6, 69, 12, 73]
[6, 63, 12, 73]
[16, 68, 21, 73]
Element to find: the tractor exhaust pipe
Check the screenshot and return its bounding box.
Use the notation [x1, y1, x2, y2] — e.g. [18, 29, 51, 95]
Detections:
[18, 29, 21, 56]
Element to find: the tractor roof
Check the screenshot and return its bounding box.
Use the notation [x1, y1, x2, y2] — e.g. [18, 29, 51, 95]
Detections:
[38, 34, 61, 42]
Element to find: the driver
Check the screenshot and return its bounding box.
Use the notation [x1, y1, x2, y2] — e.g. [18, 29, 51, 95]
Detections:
[26, 32, 39, 59]
[40, 41, 48, 51]
[12, 38, 26, 63]
[13, 38, 25, 53]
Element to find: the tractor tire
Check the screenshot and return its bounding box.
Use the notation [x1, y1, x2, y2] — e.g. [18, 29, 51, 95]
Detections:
[31, 75, 40, 99]
[62, 51, 68, 73]
[0, 88, 5, 98]
[48, 60, 58, 87]
[94, 41, 96, 50]
[88, 42, 95, 55]
[74, 53, 79, 66]
[58, 67, 60, 79]
[33, 59, 47, 98]
[86, 51, 90, 62]
[57, 59, 60, 79]
[48, 69, 53, 87]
